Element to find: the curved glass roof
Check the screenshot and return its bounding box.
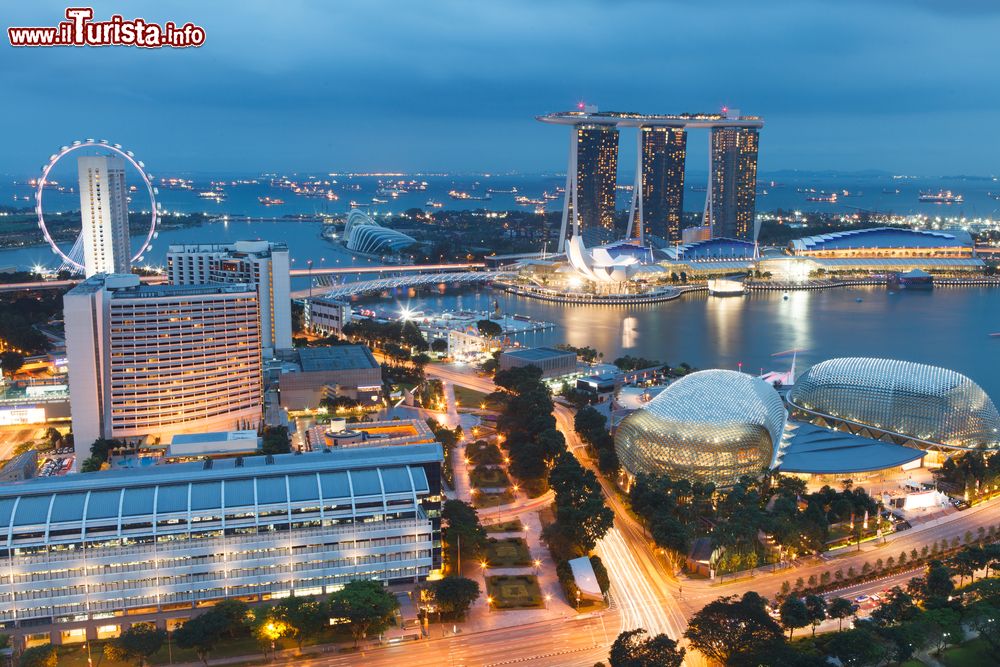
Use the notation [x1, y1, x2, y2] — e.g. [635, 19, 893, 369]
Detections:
[789, 357, 1000, 450]
[790, 227, 972, 252]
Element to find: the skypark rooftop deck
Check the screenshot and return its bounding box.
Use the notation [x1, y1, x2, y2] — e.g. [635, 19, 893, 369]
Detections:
[537, 110, 764, 129]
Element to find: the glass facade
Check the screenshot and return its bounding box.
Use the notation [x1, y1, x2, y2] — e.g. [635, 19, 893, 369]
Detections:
[641, 126, 687, 243]
[709, 127, 759, 240]
[789, 357, 1000, 450]
[615, 370, 786, 487]
[574, 124, 619, 232]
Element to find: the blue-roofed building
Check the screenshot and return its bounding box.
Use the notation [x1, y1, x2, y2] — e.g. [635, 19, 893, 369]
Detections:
[789, 227, 974, 258]
[661, 237, 758, 262]
[0, 444, 442, 649]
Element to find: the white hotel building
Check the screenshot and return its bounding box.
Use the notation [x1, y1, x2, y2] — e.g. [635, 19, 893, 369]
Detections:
[64, 274, 263, 463]
[0, 445, 443, 647]
[166, 241, 292, 357]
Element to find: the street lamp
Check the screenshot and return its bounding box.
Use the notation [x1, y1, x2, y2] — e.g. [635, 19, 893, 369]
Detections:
[544, 594, 552, 610]
[486, 596, 494, 613]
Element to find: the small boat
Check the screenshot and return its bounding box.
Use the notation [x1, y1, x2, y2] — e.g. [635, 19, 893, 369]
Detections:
[782, 292, 790, 300]
[856, 297, 864, 303]
[990, 332, 1000, 337]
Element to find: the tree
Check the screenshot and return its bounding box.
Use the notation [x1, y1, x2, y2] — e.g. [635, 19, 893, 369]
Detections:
[105, 622, 166, 666]
[608, 628, 684, 667]
[431, 338, 448, 354]
[18, 645, 57, 667]
[779, 596, 810, 639]
[803, 594, 827, 637]
[476, 319, 503, 338]
[922, 607, 962, 655]
[442, 499, 488, 567]
[328, 579, 399, 647]
[431, 576, 481, 618]
[827, 627, 890, 667]
[870, 586, 917, 626]
[547, 452, 613, 553]
[275, 595, 329, 651]
[261, 426, 291, 454]
[827, 597, 857, 631]
[923, 559, 955, 607]
[684, 592, 783, 665]
[0, 351, 24, 378]
[174, 612, 229, 666]
[211, 599, 250, 637]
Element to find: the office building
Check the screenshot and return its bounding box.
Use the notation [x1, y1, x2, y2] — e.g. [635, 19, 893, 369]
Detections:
[708, 125, 759, 240]
[304, 296, 351, 337]
[573, 124, 619, 234]
[64, 274, 262, 465]
[640, 126, 687, 243]
[0, 444, 443, 647]
[77, 156, 131, 277]
[166, 241, 292, 357]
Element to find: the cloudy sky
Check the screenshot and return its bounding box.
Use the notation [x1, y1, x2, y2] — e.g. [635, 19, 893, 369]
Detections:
[2, 0, 998, 175]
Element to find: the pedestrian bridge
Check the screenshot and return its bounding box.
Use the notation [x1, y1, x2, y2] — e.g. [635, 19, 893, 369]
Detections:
[291, 271, 515, 300]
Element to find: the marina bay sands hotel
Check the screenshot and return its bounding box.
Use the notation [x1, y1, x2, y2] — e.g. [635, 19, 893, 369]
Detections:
[537, 107, 764, 251]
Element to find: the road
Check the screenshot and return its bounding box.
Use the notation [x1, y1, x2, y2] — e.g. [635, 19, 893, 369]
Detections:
[428, 364, 696, 664]
[293, 614, 614, 667]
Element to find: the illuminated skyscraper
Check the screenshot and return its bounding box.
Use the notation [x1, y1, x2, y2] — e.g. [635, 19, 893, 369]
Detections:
[640, 126, 687, 243]
[708, 125, 759, 240]
[573, 124, 619, 233]
[77, 155, 131, 276]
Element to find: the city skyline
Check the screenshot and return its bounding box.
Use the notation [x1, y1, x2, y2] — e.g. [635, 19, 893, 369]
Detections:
[3, 1, 1000, 175]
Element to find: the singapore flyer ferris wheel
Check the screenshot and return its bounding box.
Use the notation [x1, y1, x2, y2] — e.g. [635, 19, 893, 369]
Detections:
[35, 139, 160, 273]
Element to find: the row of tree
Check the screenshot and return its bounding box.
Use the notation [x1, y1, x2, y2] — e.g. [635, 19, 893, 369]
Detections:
[492, 365, 566, 495]
[629, 472, 879, 574]
[574, 406, 619, 477]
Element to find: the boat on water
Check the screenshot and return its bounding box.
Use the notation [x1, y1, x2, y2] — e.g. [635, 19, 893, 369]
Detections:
[806, 193, 838, 203]
[988, 192, 1000, 201]
[258, 196, 284, 206]
[371, 197, 388, 204]
[990, 332, 1000, 337]
[707, 277, 745, 297]
[425, 200, 443, 208]
[487, 187, 518, 194]
[918, 190, 963, 204]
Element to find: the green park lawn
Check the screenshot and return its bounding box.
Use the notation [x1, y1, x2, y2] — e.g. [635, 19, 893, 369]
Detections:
[473, 490, 513, 509]
[486, 575, 544, 610]
[469, 465, 510, 489]
[454, 385, 490, 408]
[940, 638, 996, 667]
[485, 537, 532, 567]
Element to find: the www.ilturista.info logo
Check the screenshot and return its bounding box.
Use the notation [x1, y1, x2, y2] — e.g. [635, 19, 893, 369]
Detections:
[8, 7, 205, 48]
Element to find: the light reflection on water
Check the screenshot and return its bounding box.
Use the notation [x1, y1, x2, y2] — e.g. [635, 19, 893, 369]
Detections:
[382, 285, 1000, 399]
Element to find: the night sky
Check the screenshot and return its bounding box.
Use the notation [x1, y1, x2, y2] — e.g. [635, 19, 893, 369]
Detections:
[2, 0, 999, 175]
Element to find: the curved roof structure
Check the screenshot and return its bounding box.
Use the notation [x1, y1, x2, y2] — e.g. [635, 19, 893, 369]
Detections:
[789, 357, 1000, 450]
[662, 237, 757, 261]
[790, 227, 972, 254]
[344, 210, 415, 255]
[615, 370, 786, 486]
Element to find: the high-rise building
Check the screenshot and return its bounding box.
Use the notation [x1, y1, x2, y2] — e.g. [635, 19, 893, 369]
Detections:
[640, 126, 687, 243]
[64, 274, 262, 465]
[166, 241, 292, 356]
[708, 126, 759, 240]
[77, 156, 131, 277]
[573, 124, 619, 233]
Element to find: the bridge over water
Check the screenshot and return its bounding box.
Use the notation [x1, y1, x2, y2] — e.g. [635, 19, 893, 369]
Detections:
[291, 271, 514, 300]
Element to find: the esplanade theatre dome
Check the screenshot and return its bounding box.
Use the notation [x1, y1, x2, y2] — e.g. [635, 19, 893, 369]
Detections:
[788, 357, 1000, 450]
[614, 370, 786, 487]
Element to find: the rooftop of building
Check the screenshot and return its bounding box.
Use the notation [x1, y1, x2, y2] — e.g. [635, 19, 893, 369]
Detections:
[0, 443, 443, 499]
[167, 240, 288, 255]
[170, 430, 259, 445]
[68, 273, 254, 298]
[294, 345, 379, 372]
[501, 346, 576, 361]
[777, 421, 925, 474]
[661, 237, 758, 261]
[538, 109, 764, 128]
[790, 227, 973, 252]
